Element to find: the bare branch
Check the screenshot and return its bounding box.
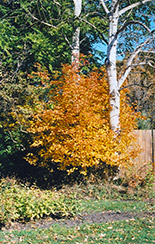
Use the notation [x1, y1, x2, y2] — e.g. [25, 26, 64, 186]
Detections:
[118, 35, 154, 87]
[84, 11, 103, 18]
[116, 21, 153, 37]
[148, 60, 155, 68]
[7, 129, 18, 144]
[112, 0, 121, 13]
[29, 14, 57, 28]
[62, 33, 72, 49]
[100, 0, 110, 14]
[53, 0, 61, 7]
[78, 17, 108, 45]
[119, 82, 155, 91]
[139, 50, 155, 54]
[121, 8, 133, 23]
[129, 60, 155, 68]
[131, 61, 150, 66]
[119, 0, 152, 16]
[21, 6, 57, 28]
[80, 37, 87, 44]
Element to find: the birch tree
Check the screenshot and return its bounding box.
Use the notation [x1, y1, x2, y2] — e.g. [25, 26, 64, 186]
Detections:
[107, 0, 154, 131]
[72, 0, 82, 67]
[80, 0, 155, 131]
[103, 0, 154, 131]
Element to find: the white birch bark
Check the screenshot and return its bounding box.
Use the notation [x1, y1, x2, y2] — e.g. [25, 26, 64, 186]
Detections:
[106, 0, 120, 132]
[71, 0, 82, 67]
[101, 0, 154, 132]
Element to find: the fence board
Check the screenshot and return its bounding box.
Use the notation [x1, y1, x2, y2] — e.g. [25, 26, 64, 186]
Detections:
[133, 130, 155, 164]
[120, 130, 155, 179]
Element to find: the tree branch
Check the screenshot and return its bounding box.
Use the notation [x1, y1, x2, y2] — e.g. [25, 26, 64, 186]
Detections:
[112, 0, 121, 13]
[139, 50, 155, 54]
[22, 6, 57, 28]
[29, 14, 57, 28]
[53, 0, 61, 7]
[62, 33, 73, 49]
[119, 0, 152, 16]
[119, 82, 155, 91]
[78, 17, 108, 45]
[147, 60, 155, 68]
[80, 37, 87, 44]
[129, 58, 155, 68]
[100, 0, 110, 14]
[118, 34, 154, 87]
[116, 20, 153, 37]
[7, 129, 18, 144]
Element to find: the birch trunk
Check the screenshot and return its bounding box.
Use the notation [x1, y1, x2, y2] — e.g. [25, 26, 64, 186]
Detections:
[72, 27, 80, 66]
[72, 0, 82, 67]
[100, 0, 154, 132]
[107, 0, 120, 132]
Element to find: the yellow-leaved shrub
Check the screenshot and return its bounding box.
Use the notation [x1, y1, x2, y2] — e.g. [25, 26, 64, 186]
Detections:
[26, 64, 141, 175]
[0, 178, 78, 225]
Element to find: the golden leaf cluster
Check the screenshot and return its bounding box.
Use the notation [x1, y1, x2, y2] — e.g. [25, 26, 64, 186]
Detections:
[26, 64, 141, 175]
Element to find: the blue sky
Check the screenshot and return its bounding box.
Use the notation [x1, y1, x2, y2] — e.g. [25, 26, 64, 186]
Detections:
[93, 42, 107, 64]
[92, 17, 154, 65]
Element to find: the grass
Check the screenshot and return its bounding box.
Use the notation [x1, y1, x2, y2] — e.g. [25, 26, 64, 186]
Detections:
[0, 177, 154, 243]
[0, 197, 154, 243]
[0, 217, 154, 243]
[78, 199, 155, 214]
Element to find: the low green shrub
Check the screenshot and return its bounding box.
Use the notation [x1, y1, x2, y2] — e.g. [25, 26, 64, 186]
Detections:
[0, 178, 78, 226]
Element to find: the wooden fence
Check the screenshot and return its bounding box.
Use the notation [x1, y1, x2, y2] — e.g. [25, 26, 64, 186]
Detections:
[133, 130, 155, 166]
[120, 130, 155, 179]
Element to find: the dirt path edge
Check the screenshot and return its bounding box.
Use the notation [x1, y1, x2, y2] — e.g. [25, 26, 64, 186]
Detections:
[1, 211, 155, 232]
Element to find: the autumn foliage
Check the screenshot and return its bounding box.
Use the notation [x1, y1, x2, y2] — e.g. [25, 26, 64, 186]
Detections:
[26, 64, 141, 175]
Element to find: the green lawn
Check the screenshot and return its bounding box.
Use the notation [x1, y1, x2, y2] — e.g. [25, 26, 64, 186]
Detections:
[0, 217, 154, 243]
[0, 178, 154, 243]
[0, 199, 154, 243]
[78, 199, 155, 213]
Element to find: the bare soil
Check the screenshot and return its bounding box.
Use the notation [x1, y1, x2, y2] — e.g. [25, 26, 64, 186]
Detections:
[1, 210, 155, 232]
